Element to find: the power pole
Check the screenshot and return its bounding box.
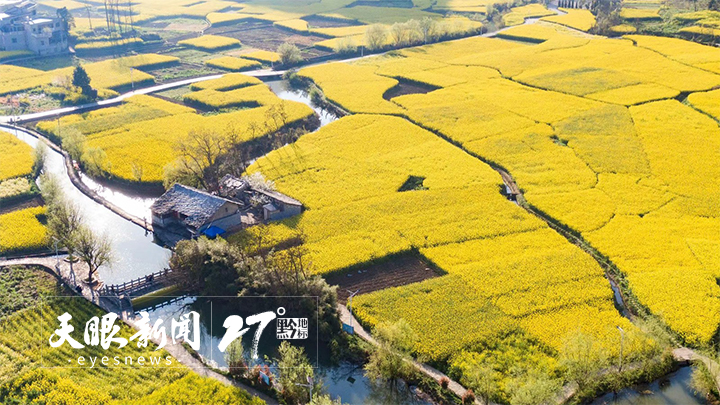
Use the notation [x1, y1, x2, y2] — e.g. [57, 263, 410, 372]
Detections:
[347, 289, 360, 329]
[617, 326, 625, 372]
[86, 5, 93, 31]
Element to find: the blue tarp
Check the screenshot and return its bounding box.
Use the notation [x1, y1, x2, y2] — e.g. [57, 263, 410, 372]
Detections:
[202, 226, 225, 238]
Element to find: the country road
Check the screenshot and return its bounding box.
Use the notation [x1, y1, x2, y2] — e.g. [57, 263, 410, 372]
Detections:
[0, 2, 573, 125]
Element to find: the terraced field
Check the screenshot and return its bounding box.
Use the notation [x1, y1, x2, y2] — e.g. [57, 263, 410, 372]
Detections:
[35, 77, 314, 183]
[243, 24, 719, 395]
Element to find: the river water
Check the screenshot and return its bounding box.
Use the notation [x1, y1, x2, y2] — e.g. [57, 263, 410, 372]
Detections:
[3, 78, 699, 405]
[590, 366, 706, 405]
[1, 126, 171, 285]
[144, 295, 431, 405]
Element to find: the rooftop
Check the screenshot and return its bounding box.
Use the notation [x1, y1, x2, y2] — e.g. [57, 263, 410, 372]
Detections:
[26, 17, 52, 24]
[151, 184, 237, 229]
[257, 188, 302, 206]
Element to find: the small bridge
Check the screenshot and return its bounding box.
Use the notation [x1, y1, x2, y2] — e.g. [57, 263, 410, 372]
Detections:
[99, 268, 178, 298]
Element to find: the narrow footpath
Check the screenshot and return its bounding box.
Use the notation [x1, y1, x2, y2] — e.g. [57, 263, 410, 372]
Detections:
[338, 305, 497, 405]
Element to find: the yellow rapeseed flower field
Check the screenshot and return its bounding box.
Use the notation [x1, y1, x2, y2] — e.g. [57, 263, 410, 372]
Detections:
[178, 35, 241, 51]
[183, 84, 279, 109]
[0, 206, 47, 254]
[240, 50, 281, 63]
[502, 4, 554, 27]
[299, 63, 404, 114]
[541, 8, 596, 31]
[0, 54, 178, 95]
[687, 89, 720, 120]
[248, 114, 637, 378]
[189, 73, 262, 91]
[0, 132, 34, 181]
[37, 77, 313, 183]
[297, 28, 720, 348]
[205, 56, 261, 72]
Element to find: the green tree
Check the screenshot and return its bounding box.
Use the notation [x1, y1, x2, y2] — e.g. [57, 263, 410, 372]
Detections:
[170, 236, 244, 295]
[364, 319, 416, 387]
[59, 127, 85, 162]
[224, 338, 247, 378]
[275, 341, 321, 404]
[81, 147, 110, 177]
[464, 364, 499, 405]
[39, 172, 62, 208]
[169, 236, 341, 341]
[507, 372, 562, 405]
[47, 199, 83, 260]
[278, 42, 303, 66]
[32, 141, 47, 177]
[560, 331, 608, 393]
[72, 66, 92, 93]
[41, 173, 82, 261]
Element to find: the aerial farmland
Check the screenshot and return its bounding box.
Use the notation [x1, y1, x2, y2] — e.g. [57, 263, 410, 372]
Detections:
[0, 0, 718, 403]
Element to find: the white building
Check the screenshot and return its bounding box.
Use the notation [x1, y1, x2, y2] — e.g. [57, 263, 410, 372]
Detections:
[0, 0, 68, 55]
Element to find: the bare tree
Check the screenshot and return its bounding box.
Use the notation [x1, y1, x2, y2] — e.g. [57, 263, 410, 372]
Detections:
[264, 103, 289, 137]
[75, 226, 113, 283]
[419, 17, 435, 44]
[406, 19, 423, 45]
[171, 129, 229, 190]
[390, 22, 409, 47]
[365, 24, 388, 51]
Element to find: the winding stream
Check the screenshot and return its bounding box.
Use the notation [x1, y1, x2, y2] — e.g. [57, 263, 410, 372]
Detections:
[2, 19, 703, 403]
[1, 126, 170, 285]
[2, 80, 335, 286]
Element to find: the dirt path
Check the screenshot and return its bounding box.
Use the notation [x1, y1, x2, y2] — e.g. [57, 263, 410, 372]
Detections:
[338, 305, 497, 405]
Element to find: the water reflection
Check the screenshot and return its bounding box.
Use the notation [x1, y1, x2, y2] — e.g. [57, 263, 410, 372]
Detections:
[79, 173, 157, 221]
[591, 366, 706, 405]
[144, 296, 431, 405]
[266, 80, 338, 129]
[3, 127, 171, 285]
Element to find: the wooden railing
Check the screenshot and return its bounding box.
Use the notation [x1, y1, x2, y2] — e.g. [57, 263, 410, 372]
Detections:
[99, 268, 176, 297]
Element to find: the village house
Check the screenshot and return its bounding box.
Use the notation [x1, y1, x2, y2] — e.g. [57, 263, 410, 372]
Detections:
[0, 0, 68, 55]
[150, 183, 243, 241]
[219, 174, 303, 221]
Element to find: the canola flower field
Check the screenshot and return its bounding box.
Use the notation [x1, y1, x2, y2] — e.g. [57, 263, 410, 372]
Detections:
[0, 266, 262, 404]
[245, 25, 720, 383]
[0, 132, 33, 182]
[0, 133, 44, 255]
[0, 207, 47, 255]
[3, 0, 719, 399]
[0, 54, 178, 96]
[36, 77, 314, 183]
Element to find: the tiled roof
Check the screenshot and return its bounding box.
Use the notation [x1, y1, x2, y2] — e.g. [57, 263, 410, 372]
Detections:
[151, 184, 236, 229]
